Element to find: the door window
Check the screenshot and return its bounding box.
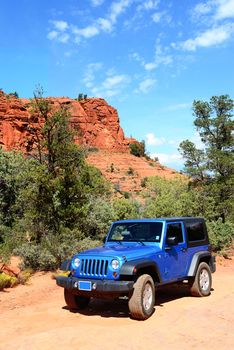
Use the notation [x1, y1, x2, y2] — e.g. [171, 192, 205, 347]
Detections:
[166, 223, 183, 244]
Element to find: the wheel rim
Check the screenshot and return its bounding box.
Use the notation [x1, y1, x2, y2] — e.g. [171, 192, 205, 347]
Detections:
[199, 268, 210, 291]
[143, 282, 153, 311]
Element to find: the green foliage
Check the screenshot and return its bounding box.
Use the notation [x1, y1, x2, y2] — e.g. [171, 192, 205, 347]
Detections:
[77, 93, 87, 101]
[1, 90, 233, 268]
[0, 88, 111, 270]
[141, 177, 148, 188]
[178, 140, 206, 182]
[142, 176, 217, 220]
[0, 272, 18, 290]
[129, 140, 146, 157]
[0, 150, 27, 226]
[112, 198, 140, 220]
[127, 167, 135, 175]
[207, 220, 234, 253]
[179, 95, 234, 222]
[10, 91, 19, 98]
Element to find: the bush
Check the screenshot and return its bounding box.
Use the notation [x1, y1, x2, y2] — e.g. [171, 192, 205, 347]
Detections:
[14, 244, 58, 271]
[0, 272, 18, 290]
[127, 167, 134, 175]
[14, 235, 102, 271]
[129, 141, 146, 157]
[207, 220, 234, 253]
[17, 269, 33, 285]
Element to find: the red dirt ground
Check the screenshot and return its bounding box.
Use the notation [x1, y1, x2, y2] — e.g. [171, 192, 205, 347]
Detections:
[0, 258, 233, 350]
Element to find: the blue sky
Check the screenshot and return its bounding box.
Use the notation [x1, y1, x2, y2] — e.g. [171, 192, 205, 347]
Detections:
[0, 0, 234, 169]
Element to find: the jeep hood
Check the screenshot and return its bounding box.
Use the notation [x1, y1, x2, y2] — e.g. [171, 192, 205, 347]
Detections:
[77, 244, 161, 261]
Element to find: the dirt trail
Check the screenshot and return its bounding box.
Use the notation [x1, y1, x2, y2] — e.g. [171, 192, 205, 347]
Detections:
[0, 258, 233, 350]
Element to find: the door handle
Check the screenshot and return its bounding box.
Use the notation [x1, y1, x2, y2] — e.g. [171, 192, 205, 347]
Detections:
[181, 247, 187, 252]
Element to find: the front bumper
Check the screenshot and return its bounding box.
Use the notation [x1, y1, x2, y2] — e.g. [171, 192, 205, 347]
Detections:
[56, 276, 134, 295]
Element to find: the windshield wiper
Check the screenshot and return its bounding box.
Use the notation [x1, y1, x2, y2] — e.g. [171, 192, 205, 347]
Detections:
[113, 240, 122, 245]
[128, 239, 145, 245]
[136, 240, 145, 246]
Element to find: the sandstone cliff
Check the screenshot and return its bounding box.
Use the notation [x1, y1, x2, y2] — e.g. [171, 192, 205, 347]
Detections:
[0, 90, 131, 153]
[0, 90, 179, 193]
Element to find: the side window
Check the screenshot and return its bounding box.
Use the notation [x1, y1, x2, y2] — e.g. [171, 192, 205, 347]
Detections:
[186, 221, 205, 242]
[166, 223, 183, 244]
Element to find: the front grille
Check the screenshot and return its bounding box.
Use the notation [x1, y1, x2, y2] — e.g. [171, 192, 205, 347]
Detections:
[79, 258, 108, 277]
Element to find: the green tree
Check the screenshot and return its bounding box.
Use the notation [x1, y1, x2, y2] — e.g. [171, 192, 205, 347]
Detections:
[178, 140, 206, 182]
[0, 150, 27, 226]
[12, 88, 110, 268]
[179, 95, 234, 222]
[112, 198, 140, 220]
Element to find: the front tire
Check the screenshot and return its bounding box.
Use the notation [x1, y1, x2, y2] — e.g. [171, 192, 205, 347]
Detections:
[64, 289, 90, 310]
[128, 274, 155, 320]
[190, 262, 212, 297]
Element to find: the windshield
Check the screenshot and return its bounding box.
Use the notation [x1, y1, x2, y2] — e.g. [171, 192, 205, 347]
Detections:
[108, 222, 163, 243]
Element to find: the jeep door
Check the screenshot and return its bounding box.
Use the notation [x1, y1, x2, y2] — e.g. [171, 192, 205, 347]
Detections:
[162, 222, 188, 281]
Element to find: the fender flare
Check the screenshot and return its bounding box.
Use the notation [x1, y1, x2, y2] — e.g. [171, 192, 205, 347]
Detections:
[119, 259, 162, 282]
[187, 251, 212, 276]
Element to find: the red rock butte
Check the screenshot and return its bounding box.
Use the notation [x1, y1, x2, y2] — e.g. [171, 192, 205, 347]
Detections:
[0, 90, 179, 193]
[0, 90, 134, 153]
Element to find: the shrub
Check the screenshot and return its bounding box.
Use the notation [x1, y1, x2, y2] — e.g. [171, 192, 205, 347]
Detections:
[14, 235, 102, 271]
[141, 177, 148, 187]
[129, 141, 146, 157]
[127, 167, 134, 176]
[17, 269, 33, 285]
[0, 272, 18, 290]
[207, 220, 234, 253]
[14, 244, 58, 271]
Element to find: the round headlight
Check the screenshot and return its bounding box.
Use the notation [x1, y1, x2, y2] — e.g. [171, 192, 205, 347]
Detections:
[111, 259, 119, 270]
[73, 258, 80, 268]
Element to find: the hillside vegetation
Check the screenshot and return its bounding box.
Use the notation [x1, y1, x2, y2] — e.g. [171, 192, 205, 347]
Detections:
[0, 93, 233, 271]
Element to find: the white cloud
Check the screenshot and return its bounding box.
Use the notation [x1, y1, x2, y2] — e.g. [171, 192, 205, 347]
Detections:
[97, 18, 113, 32]
[91, 0, 105, 7]
[47, 30, 58, 40]
[102, 74, 128, 89]
[150, 152, 183, 166]
[144, 44, 173, 71]
[109, 0, 132, 23]
[137, 0, 160, 12]
[73, 25, 100, 38]
[215, 0, 234, 19]
[52, 20, 69, 31]
[47, 0, 132, 44]
[162, 103, 190, 112]
[83, 64, 130, 98]
[181, 23, 234, 51]
[146, 133, 166, 146]
[83, 62, 103, 88]
[57, 33, 70, 43]
[144, 62, 157, 70]
[152, 12, 163, 23]
[193, 1, 214, 18]
[137, 78, 156, 93]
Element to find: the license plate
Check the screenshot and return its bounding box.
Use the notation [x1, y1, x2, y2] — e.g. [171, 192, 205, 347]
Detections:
[78, 281, 92, 291]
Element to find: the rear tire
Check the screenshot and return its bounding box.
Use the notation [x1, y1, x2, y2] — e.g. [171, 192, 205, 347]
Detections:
[190, 262, 212, 297]
[128, 274, 155, 320]
[64, 289, 90, 310]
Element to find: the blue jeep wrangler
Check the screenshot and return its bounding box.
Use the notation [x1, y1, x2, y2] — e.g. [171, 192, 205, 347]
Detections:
[56, 217, 216, 320]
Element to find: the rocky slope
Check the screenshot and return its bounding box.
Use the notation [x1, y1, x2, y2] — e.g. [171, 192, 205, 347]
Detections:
[0, 90, 178, 192]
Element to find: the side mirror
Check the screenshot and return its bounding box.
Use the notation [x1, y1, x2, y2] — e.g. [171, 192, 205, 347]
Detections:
[166, 236, 178, 246]
[102, 237, 106, 244]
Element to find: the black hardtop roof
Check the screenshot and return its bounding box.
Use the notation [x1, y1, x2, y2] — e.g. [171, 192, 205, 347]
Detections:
[114, 217, 205, 224]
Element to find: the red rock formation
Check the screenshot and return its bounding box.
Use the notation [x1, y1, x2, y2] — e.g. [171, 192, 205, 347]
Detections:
[0, 90, 133, 153]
